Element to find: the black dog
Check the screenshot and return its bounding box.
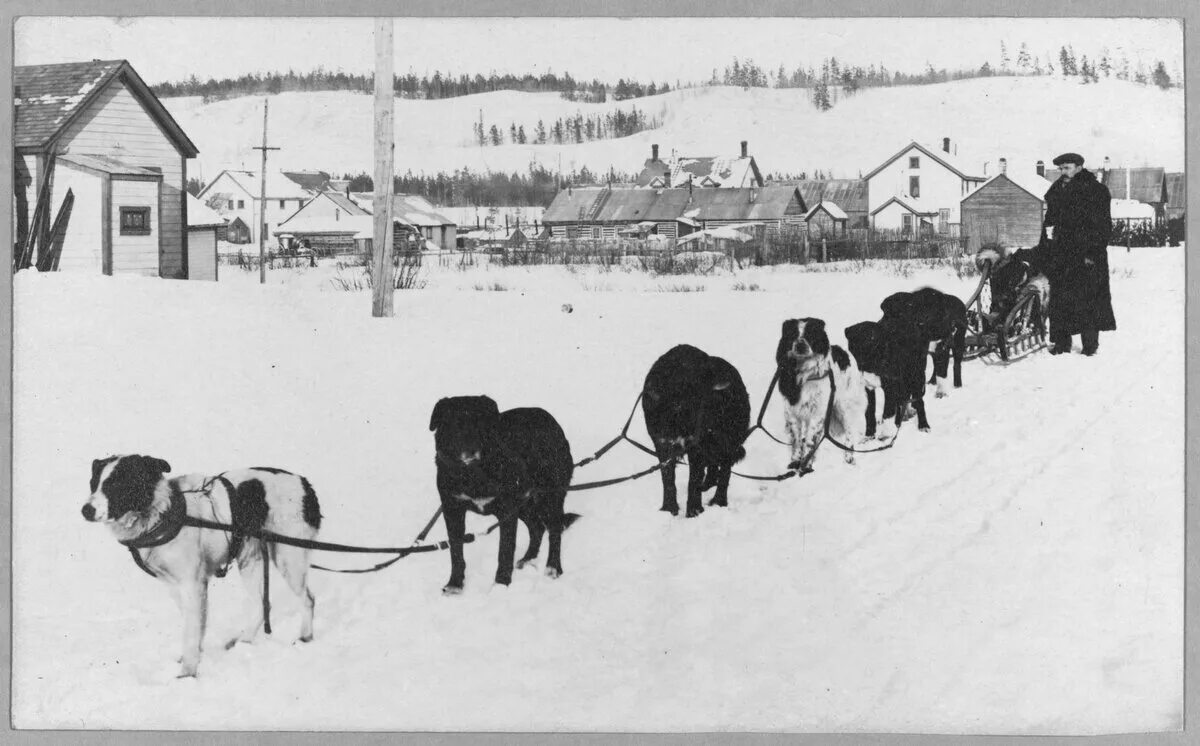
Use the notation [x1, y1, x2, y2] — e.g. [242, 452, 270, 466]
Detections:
[880, 287, 968, 398]
[429, 396, 577, 594]
[845, 318, 930, 435]
[642, 344, 750, 517]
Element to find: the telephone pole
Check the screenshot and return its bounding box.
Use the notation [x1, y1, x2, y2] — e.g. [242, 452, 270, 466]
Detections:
[252, 99, 280, 285]
[371, 18, 396, 317]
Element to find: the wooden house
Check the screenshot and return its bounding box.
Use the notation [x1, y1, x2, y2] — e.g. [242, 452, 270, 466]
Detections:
[542, 184, 806, 239]
[959, 164, 1051, 253]
[865, 138, 986, 233]
[197, 169, 325, 246]
[1100, 168, 1168, 226]
[635, 142, 764, 188]
[185, 192, 225, 280]
[14, 59, 200, 277]
[794, 179, 869, 229]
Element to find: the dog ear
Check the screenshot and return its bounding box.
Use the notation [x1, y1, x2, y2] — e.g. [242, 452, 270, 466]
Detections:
[139, 455, 171, 475]
[477, 396, 500, 420]
[90, 457, 113, 492]
[429, 398, 449, 432]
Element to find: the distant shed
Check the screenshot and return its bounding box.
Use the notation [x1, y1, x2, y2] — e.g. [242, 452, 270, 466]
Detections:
[960, 170, 1049, 253]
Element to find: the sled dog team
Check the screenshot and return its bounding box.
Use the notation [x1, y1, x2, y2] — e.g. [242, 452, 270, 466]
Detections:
[83, 285, 967, 678]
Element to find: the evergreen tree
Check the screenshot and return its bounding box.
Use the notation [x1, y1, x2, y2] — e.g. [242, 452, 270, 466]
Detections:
[1000, 41, 1010, 70]
[510, 123, 518, 143]
[980, 61, 993, 76]
[813, 79, 831, 110]
[1099, 51, 1112, 78]
[1016, 42, 1032, 72]
[1151, 61, 1170, 88]
[1059, 46, 1072, 76]
[517, 125, 527, 144]
[536, 120, 547, 145]
[489, 124, 503, 146]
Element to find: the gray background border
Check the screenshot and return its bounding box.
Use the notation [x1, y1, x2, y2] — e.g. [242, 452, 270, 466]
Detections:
[2, 0, 1196, 743]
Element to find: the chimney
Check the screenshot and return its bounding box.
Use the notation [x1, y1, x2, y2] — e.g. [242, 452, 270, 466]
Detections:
[999, 157, 1007, 174]
[1036, 160, 1045, 177]
[1103, 156, 1111, 172]
[741, 140, 748, 158]
[664, 168, 672, 186]
[983, 162, 988, 176]
[943, 137, 950, 153]
[652, 143, 659, 161]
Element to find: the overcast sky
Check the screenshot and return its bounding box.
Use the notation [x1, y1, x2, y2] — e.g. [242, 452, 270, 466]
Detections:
[14, 16, 1184, 86]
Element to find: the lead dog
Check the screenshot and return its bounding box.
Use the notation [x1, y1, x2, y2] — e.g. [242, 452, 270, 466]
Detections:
[775, 318, 869, 474]
[82, 455, 322, 678]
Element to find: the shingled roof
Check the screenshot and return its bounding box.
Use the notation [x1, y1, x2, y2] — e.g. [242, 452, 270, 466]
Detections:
[793, 179, 868, 214]
[1101, 168, 1168, 204]
[544, 186, 805, 224]
[15, 59, 198, 157]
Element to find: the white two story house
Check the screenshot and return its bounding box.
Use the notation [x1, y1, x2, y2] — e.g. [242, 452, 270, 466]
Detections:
[864, 138, 986, 236]
[197, 169, 329, 245]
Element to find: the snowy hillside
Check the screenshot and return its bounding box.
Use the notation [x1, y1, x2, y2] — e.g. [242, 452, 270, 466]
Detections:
[167, 77, 1185, 183]
[12, 248, 1183, 733]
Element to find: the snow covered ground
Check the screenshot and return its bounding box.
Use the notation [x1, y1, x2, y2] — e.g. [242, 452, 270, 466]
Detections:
[12, 247, 1183, 733]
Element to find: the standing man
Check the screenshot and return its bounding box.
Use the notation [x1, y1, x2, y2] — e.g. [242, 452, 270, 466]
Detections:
[1038, 152, 1115, 356]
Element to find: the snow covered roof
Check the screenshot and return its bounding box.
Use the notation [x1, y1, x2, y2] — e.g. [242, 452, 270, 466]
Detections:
[805, 200, 848, 221]
[274, 214, 374, 237]
[14, 59, 198, 157]
[544, 185, 804, 223]
[347, 193, 456, 227]
[967, 171, 1052, 202]
[864, 140, 986, 182]
[871, 195, 938, 217]
[186, 193, 226, 228]
[204, 169, 321, 200]
[635, 152, 764, 189]
[1110, 198, 1155, 220]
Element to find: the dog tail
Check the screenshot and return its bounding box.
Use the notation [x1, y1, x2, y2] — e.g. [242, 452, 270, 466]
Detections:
[561, 513, 582, 531]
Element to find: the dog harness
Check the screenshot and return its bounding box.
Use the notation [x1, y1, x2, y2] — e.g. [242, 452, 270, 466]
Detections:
[119, 490, 189, 578]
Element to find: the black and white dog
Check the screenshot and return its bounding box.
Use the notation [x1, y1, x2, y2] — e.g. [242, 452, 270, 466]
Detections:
[430, 396, 578, 594]
[82, 455, 322, 678]
[775, 319, 869, 474]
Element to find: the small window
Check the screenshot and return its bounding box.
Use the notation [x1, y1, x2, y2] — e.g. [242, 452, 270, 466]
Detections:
[237, 199, 245, 209]
[279, 199, 287, 209]
[909, 176, 920, 198]
[119, 206, 151, 236]
[909, 156, 920, 169]
[227, 200, 234, 210]
[901, 214, 913, 236]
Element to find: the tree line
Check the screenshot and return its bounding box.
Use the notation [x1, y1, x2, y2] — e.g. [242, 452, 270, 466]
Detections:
[713, 44, 1179, 111]
[152, 68, 674, 104]
[472, 107, 661, 146]
[335, 165, 634, 208]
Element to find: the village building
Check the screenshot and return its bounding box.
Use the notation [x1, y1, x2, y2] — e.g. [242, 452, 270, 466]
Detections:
[1165, 173, 1186, 223]
[196, 169, 328, 246]
[542, 184, 806, 239]
[794, 179, 869, 229]
[274, 191, 456, 254]
[959, 159, 1052, 253]
[864, 138, 986, 234]
[14, 59, 200, 277]
[803, 201, 849, 238]
[1100, 166, 1169, 226]
[185, 192, 226, 280]
[635, 142, 764, 188]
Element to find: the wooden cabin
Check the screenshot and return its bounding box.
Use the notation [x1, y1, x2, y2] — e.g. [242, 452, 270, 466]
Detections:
[15, 59, 200, 277]
[959, 168, 1050, 253]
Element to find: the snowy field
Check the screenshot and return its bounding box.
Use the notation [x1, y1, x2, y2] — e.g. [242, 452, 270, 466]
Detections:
[168, 77, 1185, 181]
[12, 247, 1183, 733]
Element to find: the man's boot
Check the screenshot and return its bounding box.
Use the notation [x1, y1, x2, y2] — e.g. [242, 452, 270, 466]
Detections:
[1050, 332, 1072, 355]
[1081, 329, 1099, 356]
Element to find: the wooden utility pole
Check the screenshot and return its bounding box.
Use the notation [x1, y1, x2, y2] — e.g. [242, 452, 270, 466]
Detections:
[371, 18, 396, 317]
[253, 99, 280, 285]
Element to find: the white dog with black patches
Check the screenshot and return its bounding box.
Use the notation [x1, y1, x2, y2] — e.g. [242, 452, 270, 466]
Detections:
[775, 318, 870, 474]
[82, 455, 322, 678]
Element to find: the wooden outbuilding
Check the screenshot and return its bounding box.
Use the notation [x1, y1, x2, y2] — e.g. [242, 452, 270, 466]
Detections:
[15, 59, 200, 277]
[960, 168, 1050, 253]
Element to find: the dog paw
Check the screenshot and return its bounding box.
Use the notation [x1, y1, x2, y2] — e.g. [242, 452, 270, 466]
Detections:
[919, 425, 931, 433]
[441, 584, 463, 596]
[685, 505, 705, 518]
[707, 496, 727, 507]
[935, 391, 947, 399]
[516, 558, 537, 569]
[296, 635, 313, 644]
[176, 665, 199, 679]
[545, 567, 562, 579]
[659, 505, 679, 516]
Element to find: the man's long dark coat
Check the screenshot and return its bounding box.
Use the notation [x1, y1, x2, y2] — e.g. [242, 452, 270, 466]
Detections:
[1036, 168, 1116, 336]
